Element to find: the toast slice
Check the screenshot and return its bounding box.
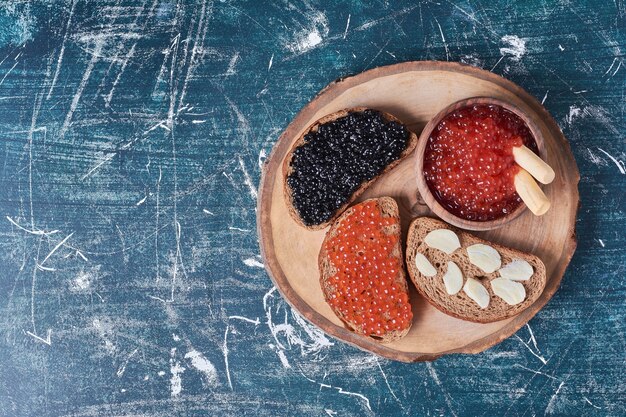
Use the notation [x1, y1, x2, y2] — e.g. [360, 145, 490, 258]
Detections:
[319, 197, 413, 343]
[406, 217, 546, 323]
[283, 108, 418, 230]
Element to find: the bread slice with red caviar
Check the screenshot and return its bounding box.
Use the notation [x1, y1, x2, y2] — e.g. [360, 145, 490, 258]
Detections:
[319, 197, 413, 343]
[283, 108, 418, 230]
[406, 217, 546, 323]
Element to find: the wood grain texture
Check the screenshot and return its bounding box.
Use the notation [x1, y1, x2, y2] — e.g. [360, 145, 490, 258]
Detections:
[258, 61, 578, 362]
[0, 1, 623, 416]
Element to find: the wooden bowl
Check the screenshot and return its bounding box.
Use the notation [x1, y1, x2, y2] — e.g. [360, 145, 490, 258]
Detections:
[414, 97, 548, 231]
[257, 61, 579, 362]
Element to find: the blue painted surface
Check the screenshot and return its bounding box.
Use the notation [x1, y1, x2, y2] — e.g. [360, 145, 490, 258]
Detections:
[0, 1, 624, 416]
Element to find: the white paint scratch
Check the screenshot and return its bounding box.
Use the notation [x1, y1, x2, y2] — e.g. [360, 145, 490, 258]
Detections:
[47, 0, 76, 99]
[583, 396, 601, 409]
[276, 348, 290, 368]
[155, 166, 162, 283]
[105, 43, 136, 107]
[225, 52, 240, 75]
[0, 61, 19, 87]
[222, 325, 233, 390]
[184, 349, 219, 387]
[37, 233, 73, 270]
[586, 148, 605, 165]
[434, 18, 449, 61]
[598, 239, 605, 247]
[81, 153, 116, 180]
[228, 315, 260, 325]
[375, 357, 401, 405]
[343, 14, 351, 39]
[70, 270, 93, 292]
[229, 227, 251, 233]
[243, 257, 264, 268]
[299, 369, 371, 411]
[604, 57, 622, 77]
[6, 216, 59, 236]
[545, 381, 565, 414]
[611, 61, 622, 77]
[238, 156, 257, 199]
[527, 323, 540, 353]
[597, 147, 625, 174]
[566, 105, 582, 125]
[263, 286, 333, 366]
[354, 6, 417, 32]
[290, 31, 322, 53]
[513, 364, 558, 380]
[426, 363, 458, 417]
[541, 91, 549, 104]
[515, 334, 548, 364]
[286, 12, 328, 54]
[267, 53, 274, 71]
[116, 348, 138, 377]
[25, 329, 51, 346]
[500, 35, 527, 61]
[59, 40, 102, 139]
[335, 387, 371, 411]
[136, 194, 148, 206]
[258, 149, 267, 170]
[169, 348, 185, 397]
[202, 209, 215, 215]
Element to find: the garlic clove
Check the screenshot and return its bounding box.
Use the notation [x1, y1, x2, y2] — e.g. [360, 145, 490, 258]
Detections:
[467, 244, 502, 273]
[490, 277, 526, 305]
[424, 229, 461, 255]
[443, 261, 463, 295]
[498, 259, 534, 281]
[415, 252, 437, 277]
[463, 278, 490, 309]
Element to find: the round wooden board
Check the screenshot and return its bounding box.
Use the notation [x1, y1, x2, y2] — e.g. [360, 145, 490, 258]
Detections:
[257, 61, 579, 362]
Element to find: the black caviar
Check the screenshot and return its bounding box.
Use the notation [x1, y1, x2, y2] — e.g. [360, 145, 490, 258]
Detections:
[287, 110, 410, 226]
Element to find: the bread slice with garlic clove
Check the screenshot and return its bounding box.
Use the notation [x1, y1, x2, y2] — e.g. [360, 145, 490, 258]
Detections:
[405, 217, 547, 323]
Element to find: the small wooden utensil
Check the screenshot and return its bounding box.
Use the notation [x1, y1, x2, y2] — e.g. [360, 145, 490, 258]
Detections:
[514, 169, 551, 216]
[513, 145, 555, 184]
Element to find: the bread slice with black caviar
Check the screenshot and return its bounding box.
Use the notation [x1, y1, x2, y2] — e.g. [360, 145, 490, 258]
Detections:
[283, 107, 418, 230]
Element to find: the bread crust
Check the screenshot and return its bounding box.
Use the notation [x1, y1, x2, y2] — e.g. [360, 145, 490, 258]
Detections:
[405, 217, 547, 323]
[282, 108, 418, 230]
[318, 197, 412, 343]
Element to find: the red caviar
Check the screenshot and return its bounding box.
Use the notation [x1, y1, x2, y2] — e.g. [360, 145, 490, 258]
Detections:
[423, 104, 539, 221]
[322, 201, 412, 337]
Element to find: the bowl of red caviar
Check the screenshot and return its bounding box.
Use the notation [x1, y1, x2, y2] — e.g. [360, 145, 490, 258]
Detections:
[415, 97, 547, 231]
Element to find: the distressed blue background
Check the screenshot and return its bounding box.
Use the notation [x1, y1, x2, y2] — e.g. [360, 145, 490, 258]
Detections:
[0, 1, 624, 416]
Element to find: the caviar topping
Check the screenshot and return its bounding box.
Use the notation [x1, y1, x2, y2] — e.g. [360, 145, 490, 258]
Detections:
[323, 201, 413, 337]
[287, 110, 410, 226]
[423, 104, 539, 221]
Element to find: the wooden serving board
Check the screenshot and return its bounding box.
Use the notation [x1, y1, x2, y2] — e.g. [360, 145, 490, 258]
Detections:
[257, 61, 579, 362]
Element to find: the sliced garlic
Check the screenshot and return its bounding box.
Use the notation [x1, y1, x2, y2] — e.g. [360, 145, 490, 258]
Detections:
[414, 252, 437, 277]
[463, 278, 490, 309]
[498, 259, 534, 281]
[467, 244, 502, 273]
[491, 277, 526, 305]
[442, 261, 463, 295]
[424, 229, 461, 255]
